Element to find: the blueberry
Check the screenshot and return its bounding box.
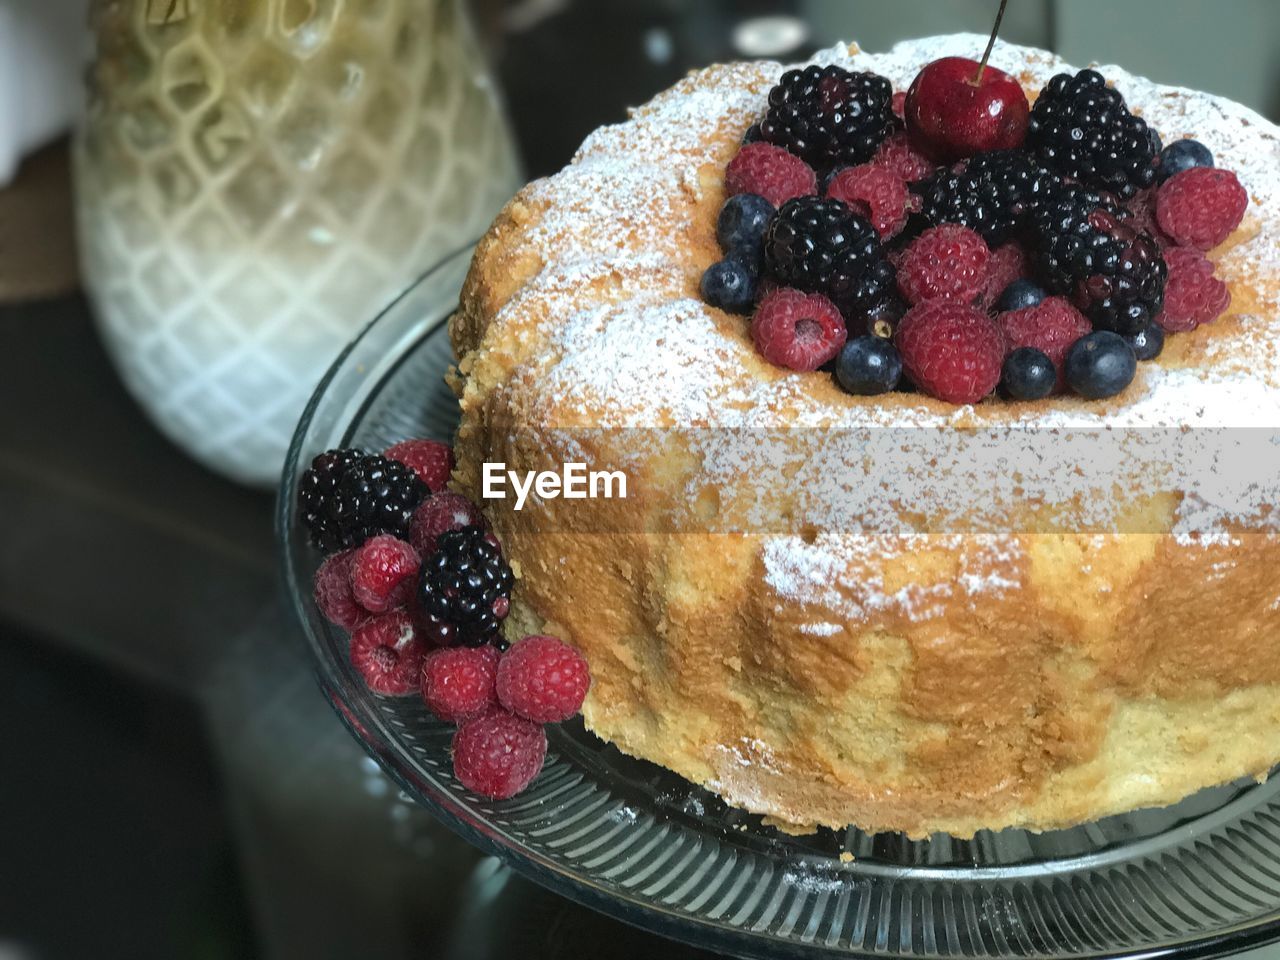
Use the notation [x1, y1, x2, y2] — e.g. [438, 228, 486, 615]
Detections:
[834, 336, 902, 396]
[742, 123, 764, 145]
[699, 257, 758, 315]
[716, 194, 775, 257]
[1065, 331, 1137, 399]
[1157, 139, 1214, 184]
[1125, 322, 1165, 361]
[1001, 347, 1056, 401]
[994, 279, 1047, 313]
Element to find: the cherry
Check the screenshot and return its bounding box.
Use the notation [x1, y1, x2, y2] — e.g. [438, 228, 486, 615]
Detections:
[903, 0, 1029, 162]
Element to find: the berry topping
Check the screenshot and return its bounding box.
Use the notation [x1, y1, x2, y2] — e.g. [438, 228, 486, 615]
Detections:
[1155, 167, 1248, 251]
[994, 278, 1045, 313]
[751, 288, 847, 372]
[871, 131, 936, 183]
[421, 645, 500, 723]
[1001, 347, 1056, 401]
[1027, 69, 1157, 199]
[981, 242, 1030, 309]
[1126, 323, 1165, 361]
[496, 635, 591, 724]
[418, 525, 514, 647]
[1028, 193, 1167, 334]
[1064, 331, 1137, 399]
[760, 65, 895, 167]
[996, 296, 1092, 389]
[1157, 138, 1214, 185]
[1156, 246, 1232, 333]
[762, 196, 896, 320]
[451, 707, 547, 800]
[314, 549, 370, 631]
[383, 439, 454, 494]
[700, 257, 758, 315]
[725, 142, 817, 208]
[905, 57, 1030, 162]
[826, 164, 910, 239]
[408, 492, 484, 558]
[716, 193, 775, 257]
[897, 225, 990, 305]
[349, 534, 421, 614]
[895, 300, 1003, 404]
[834, 336, 903, 396]
[349, 609, 426, 696]
[299, 449, 428, 552]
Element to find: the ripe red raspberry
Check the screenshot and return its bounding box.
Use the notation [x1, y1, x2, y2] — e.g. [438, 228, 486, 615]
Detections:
[871, 131, 935, 183]
[452, 706, 547, 799]
[1156, 247, 1232, 333]
[750, 288, 847, 371]
[891, 91, 907, 123]
[350, 609, 426, 696]
[980, 243, 1030, 309]
[1126, 188, 1174, 249]
[895, 300, 1003, 404]
[384, 439, 454, 493]
[408, 492, 484, 557]
[996, 296, 1091, 389]
[1156, 167, 1248, 251]
[496, 635, 591, 723]
[826, 164, 910, 238]
[314, 549, 370, 630]
[897, 224, 990, 305]
[421, 645, 500, 722]
[349, 534, 420, 613]
[725, 142, 817, 208]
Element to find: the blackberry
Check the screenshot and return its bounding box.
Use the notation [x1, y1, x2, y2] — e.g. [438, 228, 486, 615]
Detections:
[762, 196, 896, 324]
[912, 150, 1060, 246]
[418, 525, 514, 647]
[299, 449, 426, 551]
[760, 65, 894, 168]
[1027, 69, 1158, 200]
[1028, 191, 1167, 335]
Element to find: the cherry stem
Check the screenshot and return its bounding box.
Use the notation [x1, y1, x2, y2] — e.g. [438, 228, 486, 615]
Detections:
[974, 0, 1009, 84]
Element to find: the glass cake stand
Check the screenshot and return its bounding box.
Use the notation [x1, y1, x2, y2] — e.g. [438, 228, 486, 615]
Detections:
[279, 246, 1280, 960]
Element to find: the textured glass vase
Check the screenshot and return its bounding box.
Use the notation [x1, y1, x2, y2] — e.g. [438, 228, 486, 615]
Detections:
[75, 0, 519, 486]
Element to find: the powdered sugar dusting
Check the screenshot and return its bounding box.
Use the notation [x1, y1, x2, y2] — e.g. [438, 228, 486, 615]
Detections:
[477, 35, 1280, 615]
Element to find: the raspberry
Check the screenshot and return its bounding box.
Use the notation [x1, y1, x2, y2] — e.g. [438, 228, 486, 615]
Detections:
[725, 142, 817, 208]
[1156, 247, 1232, 333]
[349, 534, 420, 613]
[1126, 188, 1174, 249]
[408, 492, 484, 558]
[895, 300, 1003, 404]
[750, 288, 847, 372]
[980, 243, 1029, 310]
[996, 297, 1092, 389]
[313, 549, 370, 630]
[1156, 167, 1248, 251]
[872, 131, 936, 183]
[496, 635, 591, 723]
[384, 439, 454, 493]
[421, 645, 500, 722]
[891, 90, 906, 123]
[452, 707, 547, 799]
[826, 164, 909, 239]
[897, 225, 990, 305]
[349, 609, 426, 696]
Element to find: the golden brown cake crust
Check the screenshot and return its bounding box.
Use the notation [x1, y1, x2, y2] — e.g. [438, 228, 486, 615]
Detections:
[449, 36, 1280, 838]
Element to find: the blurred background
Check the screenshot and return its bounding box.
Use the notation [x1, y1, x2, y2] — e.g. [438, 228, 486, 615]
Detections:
[1, 1, 1277, 958]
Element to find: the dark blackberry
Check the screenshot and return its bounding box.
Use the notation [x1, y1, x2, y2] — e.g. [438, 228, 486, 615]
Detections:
[1026, 69, 1158, 199]
[418, 525, 514, 647]
[1028, 191, 1167, 335]
[299, 449, 426, 551]
[911, 150, 1060, 246]
[762, 196, 896, 325]
[760, 65, 894, 168]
